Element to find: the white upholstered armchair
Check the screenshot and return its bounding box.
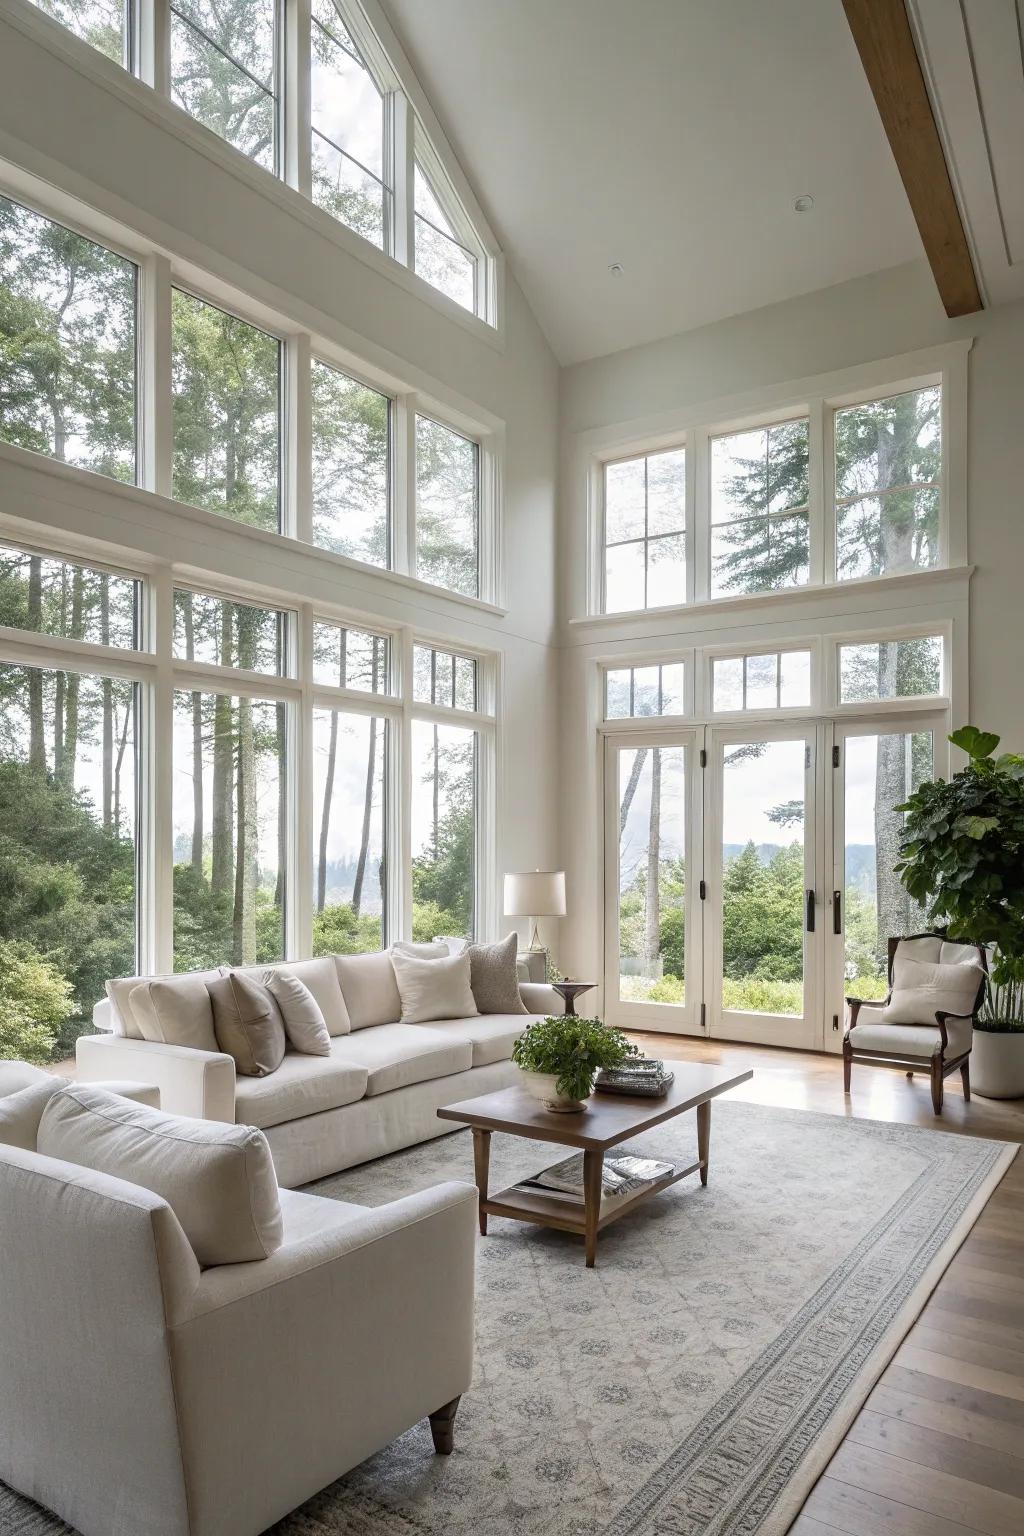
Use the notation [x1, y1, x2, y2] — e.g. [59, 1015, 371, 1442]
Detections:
[843, 933, 987, 1114]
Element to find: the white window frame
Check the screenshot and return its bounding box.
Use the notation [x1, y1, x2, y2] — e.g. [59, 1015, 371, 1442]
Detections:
[704, 641, 818, 720]
[602, 658, 689, 723]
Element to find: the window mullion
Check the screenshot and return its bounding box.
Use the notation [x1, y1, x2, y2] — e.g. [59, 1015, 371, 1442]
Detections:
[397, 627, 415, 940]
[692, 426, 710, 604]
[286, 332, 312, 542]
[289, 602, 314, 958]
[139, 0, 172, 94]
[286, 0, 313, 199]
[140, 253, 173, 499]
[146, 565, 175, 974]
[808, 397, 826, 587]
[395, 395, 415, 576]
[391, 90, 414, 267]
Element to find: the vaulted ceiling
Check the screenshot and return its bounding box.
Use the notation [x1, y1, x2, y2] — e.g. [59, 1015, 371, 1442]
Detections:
[382, 0, 925, 363]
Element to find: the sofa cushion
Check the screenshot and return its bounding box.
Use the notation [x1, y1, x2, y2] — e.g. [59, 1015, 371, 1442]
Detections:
[391, 949, 478, 1025]
[0, 1078, 63, 1150]
[468, 933, 528, 1016]
[128, 974, 221, 1053]
[264, 969, 332, 1055]
[0, 1061, 55, 1098]
[108, 968, 224, 1041]
[234, 957, 351, 1037]
[423, 1014, 527, 1068]
[335, 950, 402, 1030]
[882, 954, 983, 1025]
[38, 1085, 282, 1267]
[849, 1022, 944, 1057]
[209, 973, 287, 1078]
[234, 1046, 368, 1130]
[332, 1023, 472, 1097]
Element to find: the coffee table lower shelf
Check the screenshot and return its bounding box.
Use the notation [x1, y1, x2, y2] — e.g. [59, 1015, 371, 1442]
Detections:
[483, 1156, 706, 1243]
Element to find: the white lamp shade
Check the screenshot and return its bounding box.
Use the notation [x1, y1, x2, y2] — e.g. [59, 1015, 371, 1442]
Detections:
[504, 870, 566, 918]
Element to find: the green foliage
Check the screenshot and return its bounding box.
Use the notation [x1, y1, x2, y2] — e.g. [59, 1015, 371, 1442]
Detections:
[313, 902, 383, 956]
[0, 938, 75, 1065]
[897, 726, 1024, 1019]
[512, 1016, 637, 1103]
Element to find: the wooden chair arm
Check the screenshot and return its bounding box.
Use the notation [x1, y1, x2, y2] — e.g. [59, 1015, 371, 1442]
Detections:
[846, 996, 886, 1029]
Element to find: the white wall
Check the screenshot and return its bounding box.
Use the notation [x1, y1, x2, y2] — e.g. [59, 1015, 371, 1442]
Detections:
[557, 258, 1024, 979]
[0, 12, 562, 929]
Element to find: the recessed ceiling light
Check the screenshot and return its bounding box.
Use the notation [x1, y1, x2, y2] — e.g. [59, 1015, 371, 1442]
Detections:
[794, 195, 814, 214]
[608, 262, 625, 277]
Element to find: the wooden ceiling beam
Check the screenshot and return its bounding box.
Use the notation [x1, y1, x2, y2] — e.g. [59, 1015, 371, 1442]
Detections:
[842, 0, 982, 317]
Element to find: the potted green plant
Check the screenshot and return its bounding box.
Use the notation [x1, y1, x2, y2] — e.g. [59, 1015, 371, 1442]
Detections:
[512, 1016, 637, 1112]
[896, 725, 1024, 1099]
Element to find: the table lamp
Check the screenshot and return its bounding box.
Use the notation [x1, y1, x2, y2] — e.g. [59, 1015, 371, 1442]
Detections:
[503, 869, 566, 951]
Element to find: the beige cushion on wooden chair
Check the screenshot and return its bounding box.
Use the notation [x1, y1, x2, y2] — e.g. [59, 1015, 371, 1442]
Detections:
[882, 952, 983, 1025]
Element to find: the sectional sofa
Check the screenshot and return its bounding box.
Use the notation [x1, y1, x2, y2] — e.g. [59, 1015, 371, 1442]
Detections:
[77, 945, 562, 1186]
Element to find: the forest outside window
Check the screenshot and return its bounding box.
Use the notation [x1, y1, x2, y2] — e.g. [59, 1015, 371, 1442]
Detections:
[173, 589, 288, 675]
[28, 0, 128, 64]
[414, 164, 476, 314]
[413, 644, 476, 711]
[0, 544, 139, 648]
[311, 361, 390, 565]
[313, 709, 387, 955]
[710, 420, 809, 599]
[313, 621, 390, 692]
[171, 290, 281, 531]
[604, 448, 686, 614]
[605, 663, 685, 720]
[170, 0, 279, 171]
[835, 385, 941, 581]
[0, 196, 137, 484]
[411, 718, 476, 942]
[310, 0, 389, 249]
[839, 635, 943, 704]
[415, 416, 479, 597]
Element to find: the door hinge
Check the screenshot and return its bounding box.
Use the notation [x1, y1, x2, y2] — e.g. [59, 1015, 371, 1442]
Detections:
[805, 744, 812, 770]
[832, 744, 840, 768]
[699, 879, 707, 901]
[699, 748, 707, 768]
[700, 1002, 707, 1030]
[832, 1014, 840, 1032]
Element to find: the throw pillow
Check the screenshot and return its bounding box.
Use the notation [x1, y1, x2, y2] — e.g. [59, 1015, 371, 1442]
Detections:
[129, 974, 220, 1053]
[390, 948, 479, 1024]
[263, 969, 331, 1056]
[38, 1084, 282, 1266]
[467, 931, 528, 1015]
[0, 1078, 63, 1150]
[207, 972, 287, 1077]
[882, 953, 984, 1025]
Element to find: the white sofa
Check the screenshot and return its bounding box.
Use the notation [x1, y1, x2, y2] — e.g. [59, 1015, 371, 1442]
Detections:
[77, 947, 562, 1186]
[0, 1081, 477, 1536]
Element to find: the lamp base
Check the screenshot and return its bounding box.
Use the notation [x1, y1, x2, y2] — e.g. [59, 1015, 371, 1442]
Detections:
[525, 919, 544, 951]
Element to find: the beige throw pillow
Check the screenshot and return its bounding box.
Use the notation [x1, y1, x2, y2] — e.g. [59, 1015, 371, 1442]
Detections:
[208, 973, 286, 1077]
[38, 1085, 282, 1266]
[129, 974, 221, 1053]
[264, 969, 331, 1056]
[468, 932, 528, 1015]
[390, 948, 479, 1024]
[882, 954, 984, 1025]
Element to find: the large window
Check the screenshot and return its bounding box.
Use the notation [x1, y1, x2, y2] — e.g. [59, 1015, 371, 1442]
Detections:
[310, 0, 388, 248]
[0, 197, 136, 483]
[414, 164, 476, 314]
[171, 290, 281, 531]
[711, 420, 809, 598]
[29, 1, 128, 64]
[835, 386, 941, 581]
[311, 361, 390, 564]
[172, 688, 286, 970]
[313, 709, 387, 954]
[415, 416, 479, 597]
[170, 0, 278, 170]
[604, 449, 686, 614]
[411, 719, 476, 942]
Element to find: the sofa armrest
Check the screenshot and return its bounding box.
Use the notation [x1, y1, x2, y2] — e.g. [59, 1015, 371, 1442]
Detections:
[519, 982, 565, 1015]
[75, 1034, 236, 1123]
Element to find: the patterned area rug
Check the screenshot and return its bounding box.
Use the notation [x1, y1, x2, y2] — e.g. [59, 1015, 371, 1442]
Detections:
[1, 1103, 1014, 1536]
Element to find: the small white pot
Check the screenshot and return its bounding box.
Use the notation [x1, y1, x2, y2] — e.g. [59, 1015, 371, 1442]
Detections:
[971, 1028, 1024, 1099]
[518, 1069, 592, 1113]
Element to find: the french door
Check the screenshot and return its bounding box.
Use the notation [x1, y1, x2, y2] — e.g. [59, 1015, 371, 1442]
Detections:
[604, 712, 947, 1050]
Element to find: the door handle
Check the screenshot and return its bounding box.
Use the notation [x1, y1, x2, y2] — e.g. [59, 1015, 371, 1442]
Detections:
[806, 888, 816, 933]
[833, 890, 842, 935]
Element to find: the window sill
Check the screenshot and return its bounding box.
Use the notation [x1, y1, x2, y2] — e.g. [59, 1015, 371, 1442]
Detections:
[1, 0, 506, 353]
[571, 565, 974, 629]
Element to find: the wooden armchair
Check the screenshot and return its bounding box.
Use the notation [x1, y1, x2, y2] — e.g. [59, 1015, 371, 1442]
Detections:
[843, 933, 987, 1114]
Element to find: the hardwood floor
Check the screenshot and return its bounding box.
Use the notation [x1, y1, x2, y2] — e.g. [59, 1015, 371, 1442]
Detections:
[627, 1033, 1024, 1536]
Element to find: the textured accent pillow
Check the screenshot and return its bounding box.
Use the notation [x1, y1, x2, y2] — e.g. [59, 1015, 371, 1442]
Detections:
[0, 1078, 63, 1150]
[882, 954, 984, 1025]
[390, 949, 479, 1024]
[38, 1085, 282, 1266]
[263, 969, 331, 1056]
[468, 932, 528, 1015]
[207, 973, 287, 1077]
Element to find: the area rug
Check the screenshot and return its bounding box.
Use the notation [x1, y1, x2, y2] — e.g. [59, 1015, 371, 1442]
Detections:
[1, 1103, 1014, 1536]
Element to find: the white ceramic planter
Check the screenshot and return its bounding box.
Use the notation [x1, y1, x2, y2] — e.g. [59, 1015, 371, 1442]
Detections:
[518, 1069, 592, 1113]
[971, 1029, 1024, 1099]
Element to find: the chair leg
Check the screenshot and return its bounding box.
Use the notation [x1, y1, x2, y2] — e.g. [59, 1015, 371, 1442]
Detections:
[960, 1060, 971, 1103]
[930, 1057, 944, 1115]
[906, 1070, 914, 1078]
[842, 1039, 852, 1093]
[428, 1396, 461, 1455]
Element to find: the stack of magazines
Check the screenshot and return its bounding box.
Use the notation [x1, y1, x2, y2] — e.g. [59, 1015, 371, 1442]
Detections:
[595, 1057, 675, 1097]
[514, 1152, 673, 1205]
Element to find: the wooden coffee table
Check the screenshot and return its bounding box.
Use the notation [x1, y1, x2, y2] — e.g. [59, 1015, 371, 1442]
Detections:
[437, 1063, 753, 1267]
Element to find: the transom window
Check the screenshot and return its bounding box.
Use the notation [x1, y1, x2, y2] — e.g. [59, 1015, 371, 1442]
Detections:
[0, 544, 139, 648]
[413, 644, 477, 710]
[604, 448, 686, 614]
[839, 635, 943, 703]
[173, 589, 288, 675]
[313, 621, 390, 692]
[30, 1, 128, 64]
[605, 663, 685, 720]
[712, 649, 811, 712]
[835, 386, 941, 581]
[170, 0, 279, 171]
[311, 361, 390, 566]
[711, 419, 809, 599]
[414, 164, 476, 314]
[310, 0, 388, 249]
[415, 416, 479, 598]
